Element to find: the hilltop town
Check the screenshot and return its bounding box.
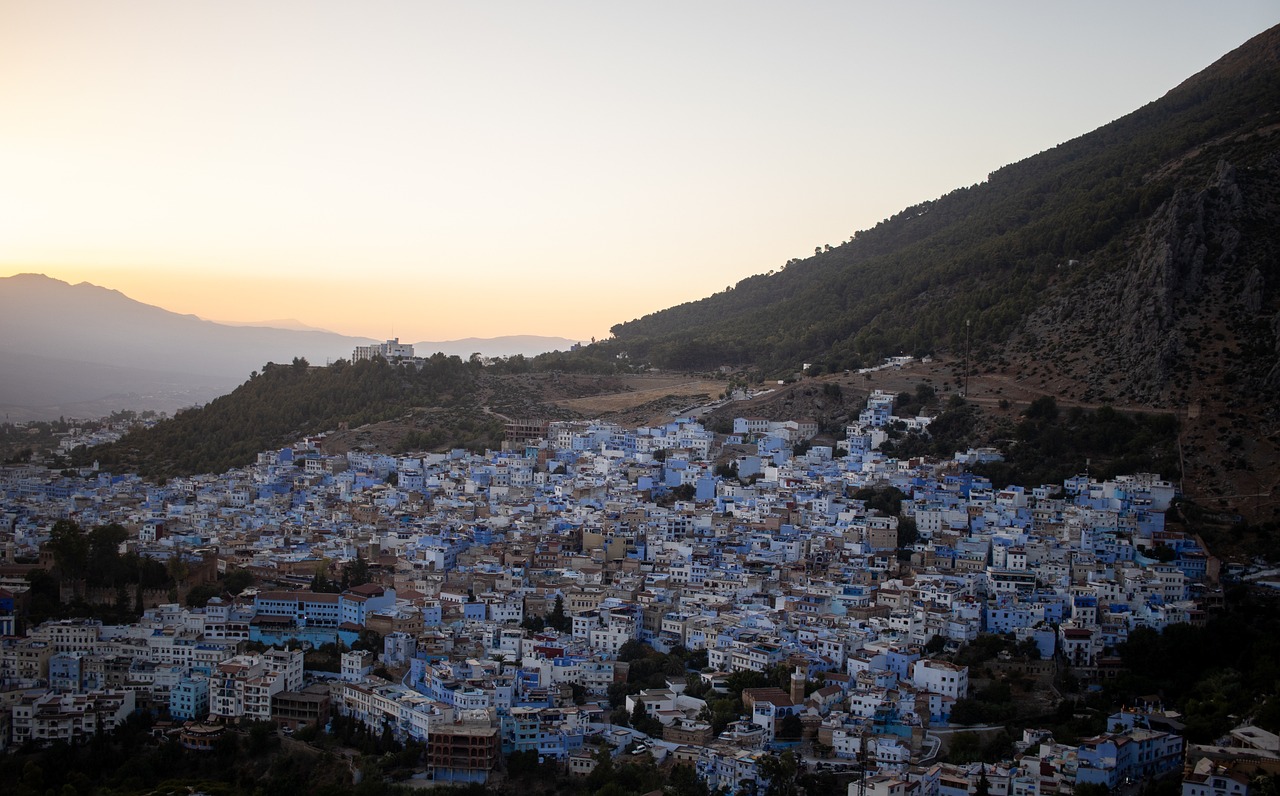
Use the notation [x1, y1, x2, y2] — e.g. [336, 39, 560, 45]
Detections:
[0, 379, 1272, 796]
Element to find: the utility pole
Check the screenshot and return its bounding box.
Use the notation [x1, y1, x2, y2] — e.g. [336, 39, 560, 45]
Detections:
[859, 731, 868, 796]
[963, 318, 971, 398]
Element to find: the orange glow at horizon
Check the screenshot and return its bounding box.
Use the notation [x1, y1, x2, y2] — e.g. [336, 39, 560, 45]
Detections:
[1, 2, 1276, 342]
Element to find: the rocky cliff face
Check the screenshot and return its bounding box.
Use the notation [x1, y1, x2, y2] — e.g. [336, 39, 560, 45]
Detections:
[1113, 158, 1243, 396]
[1016, 135, 1280, 411]
[1009, 138, 1280, 521]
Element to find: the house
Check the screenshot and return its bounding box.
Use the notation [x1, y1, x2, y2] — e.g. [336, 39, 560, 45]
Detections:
[12, 689, 136, 745]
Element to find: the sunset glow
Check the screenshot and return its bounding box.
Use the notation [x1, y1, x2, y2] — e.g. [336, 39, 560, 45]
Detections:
[2, 1, 1276, 342]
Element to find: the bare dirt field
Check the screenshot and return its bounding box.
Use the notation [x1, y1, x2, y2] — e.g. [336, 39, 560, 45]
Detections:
[553, 375, 725, 424]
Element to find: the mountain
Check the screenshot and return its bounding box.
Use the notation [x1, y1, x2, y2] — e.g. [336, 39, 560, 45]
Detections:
[411, 335, 581, 359]
[199, 321, 579, 360]
[602, 24, 1280, 412]
[0, 274, 578, 421]
[0, 274, 377, 421]
[205, 318, 338, 333]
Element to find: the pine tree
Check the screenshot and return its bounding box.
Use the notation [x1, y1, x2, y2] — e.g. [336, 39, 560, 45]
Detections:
[549, 595, 571, 631]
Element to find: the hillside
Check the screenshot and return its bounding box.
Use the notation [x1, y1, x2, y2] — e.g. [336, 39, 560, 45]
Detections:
[600, 24, 1280, 415]
[76, 357, 492, 477]
[73, 363, 698, 478]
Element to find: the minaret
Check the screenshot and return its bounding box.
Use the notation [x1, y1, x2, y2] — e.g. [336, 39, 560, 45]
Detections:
[790, 665, 805, 704]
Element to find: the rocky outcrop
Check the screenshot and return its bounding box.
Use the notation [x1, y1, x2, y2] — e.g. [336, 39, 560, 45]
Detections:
[1015, 152, 1280, 407]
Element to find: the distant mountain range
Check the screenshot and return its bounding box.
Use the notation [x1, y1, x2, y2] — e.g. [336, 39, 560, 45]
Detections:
[411, 335, 584, 359]
[205, 317, 338, 333]
[0, 273, 577, 421]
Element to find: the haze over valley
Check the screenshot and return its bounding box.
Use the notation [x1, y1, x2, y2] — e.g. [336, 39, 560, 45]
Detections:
[0, 273, 577, 421]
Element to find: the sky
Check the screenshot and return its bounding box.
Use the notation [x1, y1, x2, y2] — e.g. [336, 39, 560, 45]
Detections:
[1, 2, 1277, 344]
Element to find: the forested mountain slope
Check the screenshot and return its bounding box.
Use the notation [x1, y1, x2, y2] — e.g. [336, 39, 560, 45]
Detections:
[75, 357, 498, 478]
[603, 25, 1280, 411]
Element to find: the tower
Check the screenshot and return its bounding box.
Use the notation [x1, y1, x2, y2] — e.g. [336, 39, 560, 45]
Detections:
[790, 665, 805, 704]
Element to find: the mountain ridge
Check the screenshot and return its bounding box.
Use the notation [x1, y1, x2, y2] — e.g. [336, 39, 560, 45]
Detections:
[0, 273, 578, 420]
[599, 24, 1280, 409]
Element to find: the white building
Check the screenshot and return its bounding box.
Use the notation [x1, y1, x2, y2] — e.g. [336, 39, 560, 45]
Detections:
[12, 689, 136, 745]
[911, 659, 968, 700]
[208, 653, 289, 722]
[353, 338, 416, 362]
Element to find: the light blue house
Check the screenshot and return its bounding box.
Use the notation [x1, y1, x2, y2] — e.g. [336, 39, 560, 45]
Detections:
[170, 676, 210, 721]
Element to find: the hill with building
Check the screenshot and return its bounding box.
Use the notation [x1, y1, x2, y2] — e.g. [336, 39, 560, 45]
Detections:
[0, 273, 578, 421]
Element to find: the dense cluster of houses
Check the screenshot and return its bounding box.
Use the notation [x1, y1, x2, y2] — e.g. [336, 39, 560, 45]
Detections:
[0, 389, 1267, 794]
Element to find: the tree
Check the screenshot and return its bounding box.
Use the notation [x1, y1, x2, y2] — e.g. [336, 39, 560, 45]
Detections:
[671, 483, 696, 502]
[223, 568, 255, 594]
[1024, 395, 1059, 422]
[631, 700, 663, 736]
[1149, 544, 1176, 562]
[345, 552, 371, 588]
[618, 639, 652, 662]
[354, 628, 384, 652]
[88, 523, 129, 586]
[246, 720, 280, 756]
[976, 768, 991, 796]
[548, 595, 571, 632]
[24, 568, 61, 625]
[47, 519, 89, 582]
[185, 583, 221, 607]
[311, 568, 339, 594]
[951, 698, 996, 726]
[898, 516, 919, 547]
[668, 762, 711, 796]
[777, 713, 803, 741]
[584, 744, 616, 790]
[631, 700, 650, 729]
[759, 751, 798, 796]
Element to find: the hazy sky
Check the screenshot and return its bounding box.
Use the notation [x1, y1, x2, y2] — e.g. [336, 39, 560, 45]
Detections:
[2, 2, 1276, 343]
